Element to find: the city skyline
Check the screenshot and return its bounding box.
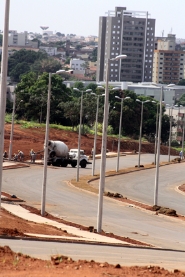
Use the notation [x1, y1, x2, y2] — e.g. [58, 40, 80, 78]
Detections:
[0, 0, 185, 38]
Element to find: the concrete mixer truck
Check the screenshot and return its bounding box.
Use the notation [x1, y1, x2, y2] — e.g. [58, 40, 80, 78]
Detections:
[47, 140, 91, 168]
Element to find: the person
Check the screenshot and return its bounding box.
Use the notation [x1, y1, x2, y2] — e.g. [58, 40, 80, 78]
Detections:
[13, 153, 18, 161]
[30, 149, 36, 163]
[91, 148, 94, 156]
[18, 150, 24, 162]
[179, 150, 183, 160]
[3, 150, 8, 159]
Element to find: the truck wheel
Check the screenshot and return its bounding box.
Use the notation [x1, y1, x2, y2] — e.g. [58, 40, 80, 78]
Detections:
[61, 161, 68, 167]
[80, 160, 87, 168]
[71, 162, 77, 168]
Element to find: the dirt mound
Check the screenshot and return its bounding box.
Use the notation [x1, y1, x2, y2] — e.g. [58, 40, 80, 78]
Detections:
[0, 246, 184, 276]
[3, 123, 179, 160]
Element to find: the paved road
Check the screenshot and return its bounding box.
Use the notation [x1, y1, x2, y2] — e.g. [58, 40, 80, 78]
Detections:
[91, 162, 185, 216]
[2, 154, 185, 251]
[1, 239, 185, 271]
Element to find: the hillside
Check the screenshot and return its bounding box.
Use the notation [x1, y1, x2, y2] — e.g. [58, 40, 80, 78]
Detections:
[3, 123, 179, 160]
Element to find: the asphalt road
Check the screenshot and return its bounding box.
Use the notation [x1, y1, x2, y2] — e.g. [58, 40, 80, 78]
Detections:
[2, 154, 185, 251]
[91, 161, 185, 216]
[1, 239, 185, 271]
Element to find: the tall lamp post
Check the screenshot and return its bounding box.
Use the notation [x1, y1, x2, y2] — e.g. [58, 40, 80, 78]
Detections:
[97, 54, 127, 233]
[166, 104, 174, 162]
[73, 88, 92, 182]
[41, 69, 71, 216]
[182, 109, 185, 158]
[0, 0, 10, 208]
[152, 101, 159, 165]
[8, 97, 23, 160]
[91, 89, 105, 176]
[115, 96, 130, 172]
[153, 84, 173, 205]
[154, 86, 163, 205]
[136, 99, 150, 167]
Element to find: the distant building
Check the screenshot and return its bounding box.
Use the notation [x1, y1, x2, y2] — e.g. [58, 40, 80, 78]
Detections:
[70, 58, 85, 75]
[6, 30, 38, 48]
[8, 31, 28, 46]
[153, 34, 185, 84]
[96, 6, 155, 83]
[39, 46, 57, 56]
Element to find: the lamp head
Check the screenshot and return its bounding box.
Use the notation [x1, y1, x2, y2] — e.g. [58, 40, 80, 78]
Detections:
[73, 88, 80, 92]
[112, 87, 120, 91]
[136, 99, 141, 103]
[113, 54, 127, 61]
[56, 70, 65, 74]
[97, 86, 105, 90]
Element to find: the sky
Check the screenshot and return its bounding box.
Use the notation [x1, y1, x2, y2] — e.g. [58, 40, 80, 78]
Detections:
[0, 0, 185, 39]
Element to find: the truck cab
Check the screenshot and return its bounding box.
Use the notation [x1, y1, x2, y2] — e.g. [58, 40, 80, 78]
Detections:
[69, 149, 90, 168]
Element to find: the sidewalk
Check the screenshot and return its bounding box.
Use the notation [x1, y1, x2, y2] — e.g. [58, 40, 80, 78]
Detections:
[1, 201, 130, 245]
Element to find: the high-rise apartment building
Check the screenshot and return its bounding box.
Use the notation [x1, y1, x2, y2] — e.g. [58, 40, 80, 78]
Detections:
[96, 7, 155, 83]
[153, 34, 185, 84]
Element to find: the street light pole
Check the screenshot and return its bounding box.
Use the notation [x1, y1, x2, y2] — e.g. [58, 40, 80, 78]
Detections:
[115, 96, 130, 172]
[97, 54, 127, 233]
[117, 97, 123, 172]
[0, 0, 10, 208]
[168, 106, 173, 162]
[182, 110, 185, 159]
[92, 94, 99, 176]
[154, 86, 163, 205]
[41, 72, 51, 216]
[151, 101, 159, 165]
[41, 69, 70, 216]
[8, 93, 16, 161]
[136, 99, 150, 167]
[8, 97, 23, 161]
[73, 88, 92, 182]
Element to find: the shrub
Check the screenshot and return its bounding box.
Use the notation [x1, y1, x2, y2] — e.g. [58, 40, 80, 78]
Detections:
[171, 140, 180, 147]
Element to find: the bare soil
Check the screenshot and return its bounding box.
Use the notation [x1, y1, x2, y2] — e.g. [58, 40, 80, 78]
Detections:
[1, 124, 184, 276]
[3, 123, 179, 160]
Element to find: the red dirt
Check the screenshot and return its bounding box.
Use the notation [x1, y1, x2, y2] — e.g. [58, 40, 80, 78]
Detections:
[3, 123, 179, 160]
[1, 246, 185, 277]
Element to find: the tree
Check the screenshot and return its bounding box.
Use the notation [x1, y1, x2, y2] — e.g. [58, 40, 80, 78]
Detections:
[91, 47, 97, 62]
[60, 101, 79, 129]
[56, 32, 65, 37]
[75, 44, 82, 50]
[31, 58, 61, 75]
[85, 83, 97, 92]
[176, 94, 185, 106]
[15, 72, 71, 123]
[9, 62, 30, 82]
[0, 34, 2, 46]
[108, 90, 168, 140]
[8, 49, 48, 81]
[178, 79, 185, 86]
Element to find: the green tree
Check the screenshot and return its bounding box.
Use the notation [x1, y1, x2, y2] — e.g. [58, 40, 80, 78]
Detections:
[85, 83, 97, 92]
[60, 100, 80, 129]
[178, 79, 185, 86]
[9, 62, 30, 82]
[0, 34, 2, 46]
[91, 47, 97, 62]
[176, 94, 185, 106]
[31, 58, 61, 75]
[15, 72, 71, 123]
[8, 49, 48, 81]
